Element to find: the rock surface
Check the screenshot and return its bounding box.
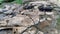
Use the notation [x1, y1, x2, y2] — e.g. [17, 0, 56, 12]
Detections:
[0, 1, 58, 34]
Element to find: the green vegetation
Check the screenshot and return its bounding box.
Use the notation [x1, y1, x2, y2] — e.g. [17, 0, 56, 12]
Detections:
[15, 0, 23, 4]
[56, 15, 60, 29]
[0, 0, 23, 4]
[0, 0, 4, 3]
[0, 0, 23, 8]
[12, 0, 23, 4]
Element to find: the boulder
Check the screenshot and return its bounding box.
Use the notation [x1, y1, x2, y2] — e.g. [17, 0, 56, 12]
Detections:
[8, 15, 34, 27]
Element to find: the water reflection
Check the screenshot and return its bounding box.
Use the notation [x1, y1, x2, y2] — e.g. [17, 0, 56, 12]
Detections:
[0, 30, 12, 34]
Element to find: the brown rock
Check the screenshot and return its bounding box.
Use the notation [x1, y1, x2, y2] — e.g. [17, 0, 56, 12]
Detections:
[8, 15, 34, 27]
[37, 20, 52, 29]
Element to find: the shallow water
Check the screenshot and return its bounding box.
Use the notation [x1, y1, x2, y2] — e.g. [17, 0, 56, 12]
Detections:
[0, 30, 12, 34]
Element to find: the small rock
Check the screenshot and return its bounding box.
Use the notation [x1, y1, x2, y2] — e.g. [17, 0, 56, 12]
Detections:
[4, 10, 13, 14]
[37, 31, 44, 34]
[23, 32, 29, 34]
[4, 5, 11, 10]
